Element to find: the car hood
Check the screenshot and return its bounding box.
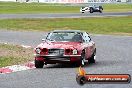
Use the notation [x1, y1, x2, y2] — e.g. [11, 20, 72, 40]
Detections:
[81, 7, 89, 10]
[37, 41, 82, 49]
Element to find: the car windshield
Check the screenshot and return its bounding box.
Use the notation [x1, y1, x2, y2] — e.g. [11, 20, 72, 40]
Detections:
[46, 32, 83, 42]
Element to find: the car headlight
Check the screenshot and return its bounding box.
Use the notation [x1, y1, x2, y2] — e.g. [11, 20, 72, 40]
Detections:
[73, 49, 78, 55]
[36, 48, 41, 54]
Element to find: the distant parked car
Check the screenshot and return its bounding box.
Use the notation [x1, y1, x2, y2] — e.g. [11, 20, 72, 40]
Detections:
[34, 30, 96, 68]
[80, 5, 103, 13]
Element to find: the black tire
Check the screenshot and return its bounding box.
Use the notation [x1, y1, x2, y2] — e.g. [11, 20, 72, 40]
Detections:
[35, 59, 44, 68]
[76, 52, 85, 67]
[82, 12, 84, 13]
[90, 8, 93, 13]
[88, 49, 96, 63]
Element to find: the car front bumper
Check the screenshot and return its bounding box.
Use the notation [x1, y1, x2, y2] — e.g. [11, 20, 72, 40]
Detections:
[34, 54, 81, 61]
[80, 9, 90, 13]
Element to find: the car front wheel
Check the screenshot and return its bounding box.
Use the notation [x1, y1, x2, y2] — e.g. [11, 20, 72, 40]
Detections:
[77, 53, 85, 67]
[35, 59, 44, 68]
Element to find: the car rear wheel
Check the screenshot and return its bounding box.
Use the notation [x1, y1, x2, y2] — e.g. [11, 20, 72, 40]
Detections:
[35, 59, 44, 68]
[88, 49, 96, 63]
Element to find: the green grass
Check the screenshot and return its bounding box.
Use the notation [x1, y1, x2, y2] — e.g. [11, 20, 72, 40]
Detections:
[0, 16, 132, 35]
[0, 2, 79, 13]
[0, 56, 26, 68]
[0, 2, 131, 13]
[103, 4, 132, 12]
[0, 44, 33, 67]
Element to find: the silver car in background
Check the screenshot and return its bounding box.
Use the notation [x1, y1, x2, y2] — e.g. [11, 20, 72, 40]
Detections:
[80, 5, 103, 13]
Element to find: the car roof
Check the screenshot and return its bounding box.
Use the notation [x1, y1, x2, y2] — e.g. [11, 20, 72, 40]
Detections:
[52, 30, 82, 32]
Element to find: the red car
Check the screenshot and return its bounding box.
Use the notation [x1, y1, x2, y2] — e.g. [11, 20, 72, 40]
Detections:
[34, 30, 96, 68]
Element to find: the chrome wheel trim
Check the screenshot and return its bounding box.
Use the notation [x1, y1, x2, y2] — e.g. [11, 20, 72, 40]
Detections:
[81, 58, 85, 66]
[94, 55, 96, 60]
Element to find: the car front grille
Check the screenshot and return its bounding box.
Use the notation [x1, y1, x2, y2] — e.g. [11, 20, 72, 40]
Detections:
[48, 49, 64, 56]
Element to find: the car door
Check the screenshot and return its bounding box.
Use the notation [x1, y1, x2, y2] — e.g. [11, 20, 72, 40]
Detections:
[82, 32, 94, 59]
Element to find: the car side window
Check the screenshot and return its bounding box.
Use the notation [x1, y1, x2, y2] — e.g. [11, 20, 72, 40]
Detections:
[82, 32, 91, 43]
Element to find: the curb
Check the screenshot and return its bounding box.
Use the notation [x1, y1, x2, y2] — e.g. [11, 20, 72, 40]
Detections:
[0, 61, 35, 74]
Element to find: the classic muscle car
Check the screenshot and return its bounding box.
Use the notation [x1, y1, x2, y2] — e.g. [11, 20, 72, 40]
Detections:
[34, 30, 96, 68]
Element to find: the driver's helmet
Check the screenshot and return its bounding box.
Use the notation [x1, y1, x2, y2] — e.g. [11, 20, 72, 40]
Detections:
[72, 34, 82, 42]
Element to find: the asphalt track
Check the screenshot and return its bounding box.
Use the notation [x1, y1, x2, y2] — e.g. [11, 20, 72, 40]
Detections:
[0, 12, 132, 19]
[0, 12, 132, 88]
[0, 30, 132, 88]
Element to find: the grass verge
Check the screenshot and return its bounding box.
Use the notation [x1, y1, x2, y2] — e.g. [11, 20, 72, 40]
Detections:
[0, 16, 132, 35]
[0, 2, 131, 13]
[103, 4, 132, 12]
[0, 43, 33, 67]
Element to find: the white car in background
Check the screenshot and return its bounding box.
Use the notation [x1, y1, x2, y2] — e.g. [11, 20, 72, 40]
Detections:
[80, 5, 103, 13]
